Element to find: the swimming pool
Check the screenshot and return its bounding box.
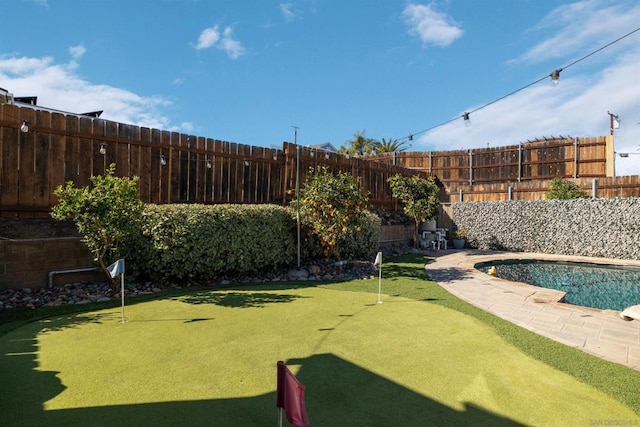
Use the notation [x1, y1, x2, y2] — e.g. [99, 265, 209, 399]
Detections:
[476, 260, 640, 311]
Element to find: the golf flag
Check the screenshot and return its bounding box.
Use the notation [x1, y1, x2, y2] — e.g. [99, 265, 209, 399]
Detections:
[107, 259, 125, 278]
[373, 251, 382, 267]
[374, 251, 383, 304]
[276, 361, 310, 427]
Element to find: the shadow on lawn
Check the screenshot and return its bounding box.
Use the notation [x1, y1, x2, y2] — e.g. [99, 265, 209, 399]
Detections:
[0, 328, 523, 427]
[170, 290, 309, 308]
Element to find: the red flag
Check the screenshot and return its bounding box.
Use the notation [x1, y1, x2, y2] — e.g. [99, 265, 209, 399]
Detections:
[276, 361, 310, 426]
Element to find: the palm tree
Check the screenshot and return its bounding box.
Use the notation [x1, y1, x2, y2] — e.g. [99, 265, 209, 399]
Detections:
[374, 137, 408, 153]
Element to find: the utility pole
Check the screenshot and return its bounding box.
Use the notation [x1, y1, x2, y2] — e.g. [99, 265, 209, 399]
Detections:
[608, 111, 619, 178]
[293, 126, 301, 268]
[608, 111, 620, 135]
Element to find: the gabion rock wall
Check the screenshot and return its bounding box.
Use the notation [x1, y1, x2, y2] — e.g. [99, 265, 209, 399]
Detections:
[453, 198, 640, 260]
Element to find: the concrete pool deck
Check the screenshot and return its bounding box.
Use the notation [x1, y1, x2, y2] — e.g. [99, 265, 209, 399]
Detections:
[424, 250, 640, 371]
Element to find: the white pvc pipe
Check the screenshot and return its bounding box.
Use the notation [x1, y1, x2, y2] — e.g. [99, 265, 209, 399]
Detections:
[48, 267, 98, 288]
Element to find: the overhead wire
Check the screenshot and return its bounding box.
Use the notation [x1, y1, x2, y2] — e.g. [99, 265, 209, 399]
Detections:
[397, 26, 640, 144]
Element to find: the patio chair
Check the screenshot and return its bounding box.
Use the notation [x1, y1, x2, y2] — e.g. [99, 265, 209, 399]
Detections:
[436, 231, 447, 250]
[421, 231, 438, 250]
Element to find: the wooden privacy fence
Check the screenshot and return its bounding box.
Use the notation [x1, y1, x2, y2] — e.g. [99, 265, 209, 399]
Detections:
[444, 175, 640, 202]
[370, 136, 614, 185]
[0, 104, 422, 217]
[2, 104, 637, 218]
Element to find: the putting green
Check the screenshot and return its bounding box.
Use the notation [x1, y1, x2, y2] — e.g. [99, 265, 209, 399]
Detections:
[1, 282, 637, 426]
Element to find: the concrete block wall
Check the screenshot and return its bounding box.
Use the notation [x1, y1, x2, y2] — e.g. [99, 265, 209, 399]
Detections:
[453, 197, 640, 260]
[378, 224, 416, 246]
[0, 238, 100, 289]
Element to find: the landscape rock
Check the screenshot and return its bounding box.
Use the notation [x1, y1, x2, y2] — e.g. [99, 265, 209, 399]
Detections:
[0, 243, 420, 312]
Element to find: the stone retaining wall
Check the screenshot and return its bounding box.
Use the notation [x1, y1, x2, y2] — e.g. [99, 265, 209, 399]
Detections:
[453, 197, 640, 260]
[0, 238, 100, 289]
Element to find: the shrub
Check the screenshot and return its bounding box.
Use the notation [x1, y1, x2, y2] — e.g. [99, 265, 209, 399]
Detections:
[547, 178, 589, 199]
[296, 166, 371, 260]
[51, 164, 144, 292]
[136, 204, 296, 281]
[338, 211, 381, 259]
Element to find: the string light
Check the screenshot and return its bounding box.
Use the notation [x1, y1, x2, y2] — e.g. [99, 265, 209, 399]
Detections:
[550, 69, 562, 86]
[462, 112, 470, 127]
[20, 120, 30, 133]
[206, 159, 212, 169]
[99, 143, 107, 155]
[397, 26, 640, 143]
[160, 155, 167, 166]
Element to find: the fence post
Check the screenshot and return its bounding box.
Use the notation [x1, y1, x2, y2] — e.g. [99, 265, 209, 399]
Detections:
[459, 188, 463, 202]
[469, 149, 473, 185]
[573, 137, 579, 178]
[592, 178, 598, 198]
[518, 143, 523, 182]
[508, 186, 513, 201]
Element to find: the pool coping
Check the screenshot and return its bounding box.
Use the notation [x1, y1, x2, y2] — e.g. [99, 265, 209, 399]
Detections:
[424, 250, 640, 371]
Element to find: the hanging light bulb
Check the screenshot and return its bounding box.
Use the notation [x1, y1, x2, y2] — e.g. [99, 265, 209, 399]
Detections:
[99, 144, 107, 155]
[550, 69, 562, 86]
[160, 155, 167, 166]
[206, 159, 212, 169]
[462, 112, 470, 127]
[324, 152, 330, 159]
[20, 120, 30, 133]
[310, 149, 315, 157]
[408, 134, 413, 141]
[244, 160, 250, 166]
[613, 116, 620, 129]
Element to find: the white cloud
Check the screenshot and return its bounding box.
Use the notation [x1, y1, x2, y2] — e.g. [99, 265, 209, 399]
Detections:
[219, 27, 245, 59]
[513, 0, 640, 64]
[68, 44, 86, 60]
[195, 26, 221, 50]
[0, 53, 189, 132]
[402, 3, 463, 47]
[279, 3, 297, 21]
[174, 122, 195, 133]
[193, 25, 245, 59]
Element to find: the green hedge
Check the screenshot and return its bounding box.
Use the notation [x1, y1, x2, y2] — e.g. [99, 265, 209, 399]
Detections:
[131, 204, 382, 282]
[136, 204, 297, 281]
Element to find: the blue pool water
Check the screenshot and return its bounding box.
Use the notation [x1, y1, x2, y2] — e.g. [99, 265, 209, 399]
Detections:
[476, 260, 640, 311]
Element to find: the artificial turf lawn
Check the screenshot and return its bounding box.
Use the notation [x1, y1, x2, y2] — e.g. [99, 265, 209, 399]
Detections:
[0, 254, 638, 426]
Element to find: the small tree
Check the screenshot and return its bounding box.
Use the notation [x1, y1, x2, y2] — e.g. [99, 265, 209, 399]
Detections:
[51, 164, 144, 292]
[297, 166, 369, 260]
[388, 174, 440, 247]
[547, 178, 589, 199]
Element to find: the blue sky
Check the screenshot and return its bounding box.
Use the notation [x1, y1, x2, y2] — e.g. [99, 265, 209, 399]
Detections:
[1, 0, 639, 175]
